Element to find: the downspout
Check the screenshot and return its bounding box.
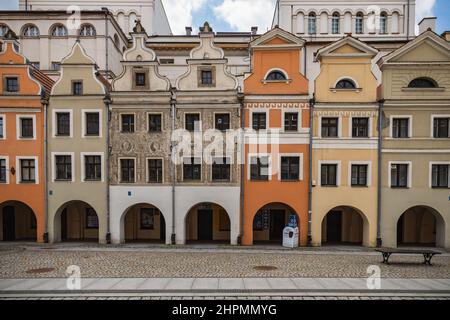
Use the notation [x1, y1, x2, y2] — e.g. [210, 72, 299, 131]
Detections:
[307, 95, 315, 246]
[376, 99, 385, 247]
[406, 0, 411, 39]
[104, 94, 111, 244]
[43, 99, 49, 243]
[170, 88, 177, 245]
[238, 91, 245, 245]
[103, 9, 110, 78]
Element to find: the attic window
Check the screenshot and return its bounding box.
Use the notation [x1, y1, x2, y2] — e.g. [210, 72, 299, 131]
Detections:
[335, 79, 357, 89]
[135, 72, 146, 86]
[408, 77, 438, 88]
[160, 58, 175, 65]
[266, 71, 287, 81]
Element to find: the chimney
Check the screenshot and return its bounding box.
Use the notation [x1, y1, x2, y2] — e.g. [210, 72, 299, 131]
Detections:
[185, 26, 192, 36]
[251, 26, 258, 35]
[418, 17, 436, 34]
[442, 31, 450, 42]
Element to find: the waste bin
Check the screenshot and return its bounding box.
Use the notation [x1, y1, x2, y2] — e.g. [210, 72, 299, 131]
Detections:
[282, 227, 299, 248]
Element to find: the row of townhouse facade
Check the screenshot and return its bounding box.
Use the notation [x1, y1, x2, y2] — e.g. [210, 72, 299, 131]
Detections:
[1, 18, 449, 249]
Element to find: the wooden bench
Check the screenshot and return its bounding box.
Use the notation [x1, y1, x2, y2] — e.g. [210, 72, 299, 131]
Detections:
[376, 248, 442, 266]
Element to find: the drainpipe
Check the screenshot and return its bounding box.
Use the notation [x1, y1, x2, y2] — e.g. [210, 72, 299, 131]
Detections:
[406, 0, 410, 39]
[104, 94, 111, 244]
[307, 95, 315, 246]
[170, 88, 177, 245]
[43, 99, 49, 243]
[103, 8, 110, 79]
[237, 91, 245, 245]
[376, 99, 385, 247]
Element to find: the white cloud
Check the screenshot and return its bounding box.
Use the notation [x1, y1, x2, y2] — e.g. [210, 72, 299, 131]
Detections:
[162, 0, 207, 34]
[213, 0, 276, 32]
[415, 0, 436, 34]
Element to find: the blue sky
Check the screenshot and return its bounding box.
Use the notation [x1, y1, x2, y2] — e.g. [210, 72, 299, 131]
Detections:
[1, 0, 449, 34]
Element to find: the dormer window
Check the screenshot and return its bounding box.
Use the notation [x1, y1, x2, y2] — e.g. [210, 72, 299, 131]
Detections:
[198, 67, 216, 87]
[335, 79, 357, 89]
[266, 71, 287, 81]
[132, 69, 149, 89]
[408, 77, 438, 88]
[201, 70, 213, 85]
[72, 81, 83, 95]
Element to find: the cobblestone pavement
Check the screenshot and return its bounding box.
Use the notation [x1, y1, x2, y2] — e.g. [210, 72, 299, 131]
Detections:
[0, 243, 449, 279]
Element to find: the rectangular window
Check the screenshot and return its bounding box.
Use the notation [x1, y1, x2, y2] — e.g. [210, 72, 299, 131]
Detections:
[433, 118, 449, 138]
[85, 155, 102, 181]
[356, 16, 364, 34]
[148, 159, 163, 183]
[20, 118, 34, 138]
[20, 159, 35, 183]
[332, 17, 340, 34]
[5, 77, 19, 93]
[0, 116, 4, 138]
[85, 112, 100, 136]
[55, 155, 72, 181]
[284, 113, 299, 132]
[392, 118, 409, 138]
[252, 112, 267, 131]
[56, 112, 70, 136]
[250, 156, 269, 181]
[135, 72, 146, 86]
[432, 165, 449, 188]
[159, 58, 174, 65]
[183, 158, 201, 181]
[391, 164, 409, 188]
[140, 208, 156, 230]
[148, 114, 162, 132]
[121, 114, 134, 133]
[185, 114, 200, 132]
[0, 159, 6, 183]
[352, 118, 369, 138]
[321, 164, 337, 186]
[351, 164, 368, 187]
[72, 81, 83, 95]
[86, 208, 99, 229]
[321, 117, 338, 138]
[212, 157, 231, 182]
[215, 113, 230, 132]
[120, 159, 135, 183]
[201, 70, 213, 85]
[281, 156, 300, 181]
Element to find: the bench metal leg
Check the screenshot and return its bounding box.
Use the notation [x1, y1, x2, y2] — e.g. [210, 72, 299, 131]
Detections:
[382, 253, 392, 264]
[423, 253, 435, 266]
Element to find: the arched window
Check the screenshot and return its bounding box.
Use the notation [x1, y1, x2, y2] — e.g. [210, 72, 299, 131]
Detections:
[50, 24, 68, 37]
[80, 24, 96, 37]
[408, 78, 438, 88]
[22, 24, 40, 37]
[266, 71, 287, 81]
[332, 12, 340, 34]
[380, 12, 388, 34]
[308, 13, 317, 34]
[336, 79, 357, 89]
[0, 24, 10, 37]
[356, 12, 364, 34]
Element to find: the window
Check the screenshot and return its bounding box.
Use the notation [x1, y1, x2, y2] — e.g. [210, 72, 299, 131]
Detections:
[135, 72, 146, 87]
[212, 157, 230, 182]
[308, 13, 317, 34]
[140, 208, 157, 230]
[51, 62, 61, 71]
[5, 77, 19, 93]
[408, 78, 437, 88]
[185, 114, 200, 132]
[352, 118, 369, 138]
[252, 112, 267, 131]
[392, 118, 409, 138]
[284, 112, 298, 132]
[351, 164, 368, 187]
[335, 79, 356, 89]
[201, 70, 213, 85]
[51, 24, 67, 37]
[391, 164, 409, 188]
[56, 112, 70, 136]
[160, 58, 175, 65]
[0, 24, 9, 37]
[321, 117, 338, 137]
[55, 155, 72, 181]
[85, 208, 98, 229]
[85, 112, 100, 136]
[432, 165, 449, 188]
[148, 114, 162, 132]
[85, 155, 102, 181]
[332, 13, 340, 34]
[121, 114, 135, 133]
[120, 159, 135, 183]
[0, 159, 6, 183]
[250, 156, 269, 181]
[321, 164, 337, 186]
[20, 118, 34, 138]
[215, 113, 230, 132]
[266, 71, 287, 81]
[148, 159, 163, 183]
[356, 12, 364, 34]
[72, 81, 83, 95]
[22, 25, 39, 37]
[380, 12, 387, 34]
[80, 24, 96, 37]
[281, 156, 300, 181]
[183, 157, 201, 181]
[433, 118, 449, 138]
[0, 116, 4, 138]
[20, 159, 35, 183]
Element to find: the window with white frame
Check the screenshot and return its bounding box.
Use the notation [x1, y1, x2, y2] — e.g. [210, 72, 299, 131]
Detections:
[391, 117, 411, 138]
[250, 155, 270, 181]
[84, 155, 102, 181]
[22, 24, 40, 37]
[212, 157, 231, 182]
[54, 111, 72, 137]
[352, 117, 369, 138]
[351, 164, 368, 186]
[17, 115, 35, 139]
[280, 156, 300, 181]
[0, 157, 8, 183]
[308, 13, 317, 34]
[55, 155, 72, 181]
[51, 24, 68, 37]
[18, 158, 36, 183]
[320, 163, 338, 186]
[0, 115, 5, 139]
[284, 112, 299, 132]
[390, 163, 410, 188]
[433, 116, 450, 138]
[82, 110, 101, 137]
[431, 163, 449, 188]
[380, 12, 388, 34]
[183, 157, 202, 181]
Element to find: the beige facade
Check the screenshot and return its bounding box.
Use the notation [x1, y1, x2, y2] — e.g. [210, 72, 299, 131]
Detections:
[47, 42, 109, 243]
[378, 30, 450, 249]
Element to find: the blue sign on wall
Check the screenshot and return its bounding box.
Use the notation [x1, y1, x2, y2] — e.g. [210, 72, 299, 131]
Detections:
[288, 214, 298, 228]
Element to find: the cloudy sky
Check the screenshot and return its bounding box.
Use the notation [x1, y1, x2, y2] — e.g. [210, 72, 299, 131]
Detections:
[0, 0, 449, 34]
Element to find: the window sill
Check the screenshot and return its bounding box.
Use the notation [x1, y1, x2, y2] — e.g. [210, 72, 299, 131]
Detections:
[390, 187, 409, 189]
[402, 87, 445, 92]
[19, 181, 36, 184]
[351, 185, 369, 188]
[249, 179, 270, 182]
[84, 179, 102, 182]
[211, 180, 232, 183]
[55, 179, 72, 182]
[431, 186, 450, 189]
[330, 88, 362, 93]
[261, 79, 292, 85]
[320, 185, 338, 188]
[280, 179, 301, 182]
[147, 181, 163, 184]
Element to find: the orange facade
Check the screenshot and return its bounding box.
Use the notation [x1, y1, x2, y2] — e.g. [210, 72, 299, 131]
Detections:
[242, 28, 310, 246]
[0, 37, 51, 242]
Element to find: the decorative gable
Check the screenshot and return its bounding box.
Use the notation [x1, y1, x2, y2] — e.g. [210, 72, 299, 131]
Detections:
[316, 35, 378, 61]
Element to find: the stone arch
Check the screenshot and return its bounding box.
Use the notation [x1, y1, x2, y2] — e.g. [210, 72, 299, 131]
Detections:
[0, 200, 37, 241]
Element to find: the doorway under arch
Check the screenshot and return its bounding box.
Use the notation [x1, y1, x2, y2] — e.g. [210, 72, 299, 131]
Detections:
[122, 203, 166, 243]
[0, 201, 37, 241]
[185, 202, 231, 244]
[321, 206, 367, 246]
[55, 200, 99, 242]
